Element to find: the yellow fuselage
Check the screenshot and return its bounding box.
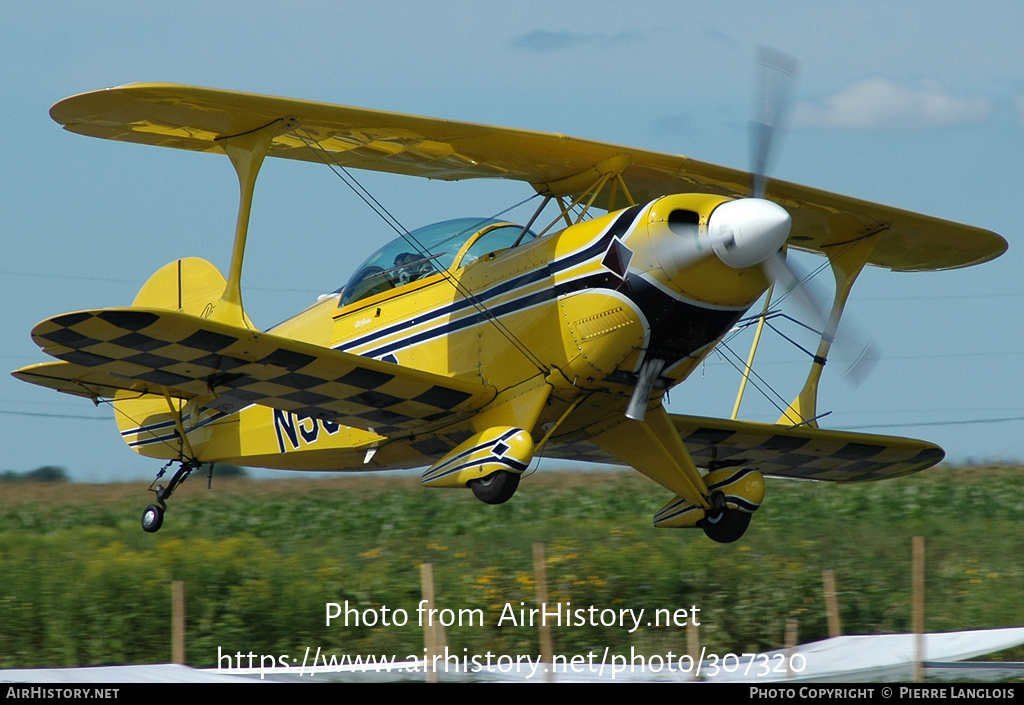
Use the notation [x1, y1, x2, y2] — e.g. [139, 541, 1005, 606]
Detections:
[115, 193, 771, 471]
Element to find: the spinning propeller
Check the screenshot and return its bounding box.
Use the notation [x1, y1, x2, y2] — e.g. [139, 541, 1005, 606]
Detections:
[654, 47, 798, 277]
[627, 48, 876, 421]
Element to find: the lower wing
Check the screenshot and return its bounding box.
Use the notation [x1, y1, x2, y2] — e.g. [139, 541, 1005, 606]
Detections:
[18, 307, 495, 436]
[546, 412, 943, 482]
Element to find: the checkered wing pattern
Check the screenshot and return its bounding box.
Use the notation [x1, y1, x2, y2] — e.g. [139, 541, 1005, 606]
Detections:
[543, 414, 943, 482]
[13, 360, 181, 401]
[30, 308, 495, 435]
[670, 414, 944, 482]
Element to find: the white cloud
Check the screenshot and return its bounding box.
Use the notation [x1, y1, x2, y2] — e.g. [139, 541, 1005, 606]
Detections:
[512, 29, 643, 52]
[791, 78, 991, 129]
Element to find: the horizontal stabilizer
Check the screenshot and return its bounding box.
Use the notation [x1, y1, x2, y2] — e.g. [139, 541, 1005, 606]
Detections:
[28, 307, 495, 436]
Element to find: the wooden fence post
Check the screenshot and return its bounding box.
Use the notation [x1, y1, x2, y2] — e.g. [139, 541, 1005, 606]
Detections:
[913, 536, 925, 683]
[171, 580, 186, 665]
[823, 569, 842, 637]
[687, 619, 700, 680]
[533, 542, 554, 683]
[420, 562, 446, 683]
[785, 618, 799, 679]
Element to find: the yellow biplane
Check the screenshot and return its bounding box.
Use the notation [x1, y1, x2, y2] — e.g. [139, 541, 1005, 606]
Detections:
[13, 79, 1005, 540]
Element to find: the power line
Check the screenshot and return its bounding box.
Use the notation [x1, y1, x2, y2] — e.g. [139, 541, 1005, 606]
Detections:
[846, 415, 1024, 430]
[0, 409, 110, 421]
[0, 268, 327, 295]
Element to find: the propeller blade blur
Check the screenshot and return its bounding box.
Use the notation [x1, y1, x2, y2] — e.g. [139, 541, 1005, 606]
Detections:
[763, 252, 880, 386]
[750, 47, 798, 199]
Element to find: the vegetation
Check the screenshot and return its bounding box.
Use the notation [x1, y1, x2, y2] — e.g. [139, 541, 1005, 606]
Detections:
[211, 464, 248, 479]
[0, 466, 69, 483]
[0, 465, 1021, 668]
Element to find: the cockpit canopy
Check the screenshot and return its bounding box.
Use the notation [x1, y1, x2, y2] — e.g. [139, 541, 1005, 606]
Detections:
[338, 217, 535, 307]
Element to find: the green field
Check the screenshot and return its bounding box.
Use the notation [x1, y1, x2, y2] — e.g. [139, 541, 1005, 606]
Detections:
[1, 465, 1022, 668]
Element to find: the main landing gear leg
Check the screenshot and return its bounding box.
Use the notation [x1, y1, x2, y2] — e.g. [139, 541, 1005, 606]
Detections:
[142, 460, 202, 533]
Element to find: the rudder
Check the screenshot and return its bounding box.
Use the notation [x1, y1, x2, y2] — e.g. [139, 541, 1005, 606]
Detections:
[114, 258, 228, 459]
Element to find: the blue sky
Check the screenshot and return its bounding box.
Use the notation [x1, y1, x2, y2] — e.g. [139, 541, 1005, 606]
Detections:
[2, 1, 1022, 481]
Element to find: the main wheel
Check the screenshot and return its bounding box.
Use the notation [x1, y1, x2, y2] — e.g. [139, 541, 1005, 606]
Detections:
[701, 508, 751, 544]
[469, 471, 520, 505]
[141, 504, 164, 533]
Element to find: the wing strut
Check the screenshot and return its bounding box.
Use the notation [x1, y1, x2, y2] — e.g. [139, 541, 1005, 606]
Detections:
[161, 387, 197, 462]
[531, 154, 633, 237]
[778, 229, 885, 426]
[731, 282, 775, 419]
[209, 120, 284, 328]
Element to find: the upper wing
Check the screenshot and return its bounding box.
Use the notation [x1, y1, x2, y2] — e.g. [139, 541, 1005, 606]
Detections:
[545, 412, 943, 482]
[51, 83, 1005, 272]
[26, 307, 495, 435]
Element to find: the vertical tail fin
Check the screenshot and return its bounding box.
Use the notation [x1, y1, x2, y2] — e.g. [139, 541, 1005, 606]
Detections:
[114, 258, 228, 458]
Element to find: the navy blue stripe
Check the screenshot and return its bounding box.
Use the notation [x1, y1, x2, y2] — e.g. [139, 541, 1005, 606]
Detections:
[367, 284, 562, 358]
[338, 206, 644, 354]
[127, 409, 229, 447]
[707, 467, 757, 491]
[424, 428, 521, 479]
[429, 454, 529, 481]
[121, 418, 175, 437]
[725, 496, 761, 512]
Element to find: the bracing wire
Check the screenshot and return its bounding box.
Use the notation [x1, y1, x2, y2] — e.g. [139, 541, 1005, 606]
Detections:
[292, 127, 552, 374]
[713, 340, 793, 417]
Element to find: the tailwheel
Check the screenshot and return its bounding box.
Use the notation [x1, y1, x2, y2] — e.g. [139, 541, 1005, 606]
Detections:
[141, 503, 165, 533]
[141, 459, 201, 533]
[469, 470, 520, 505]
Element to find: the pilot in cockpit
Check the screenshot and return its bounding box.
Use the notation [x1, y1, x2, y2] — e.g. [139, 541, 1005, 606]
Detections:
[393, 252, 434, 285]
